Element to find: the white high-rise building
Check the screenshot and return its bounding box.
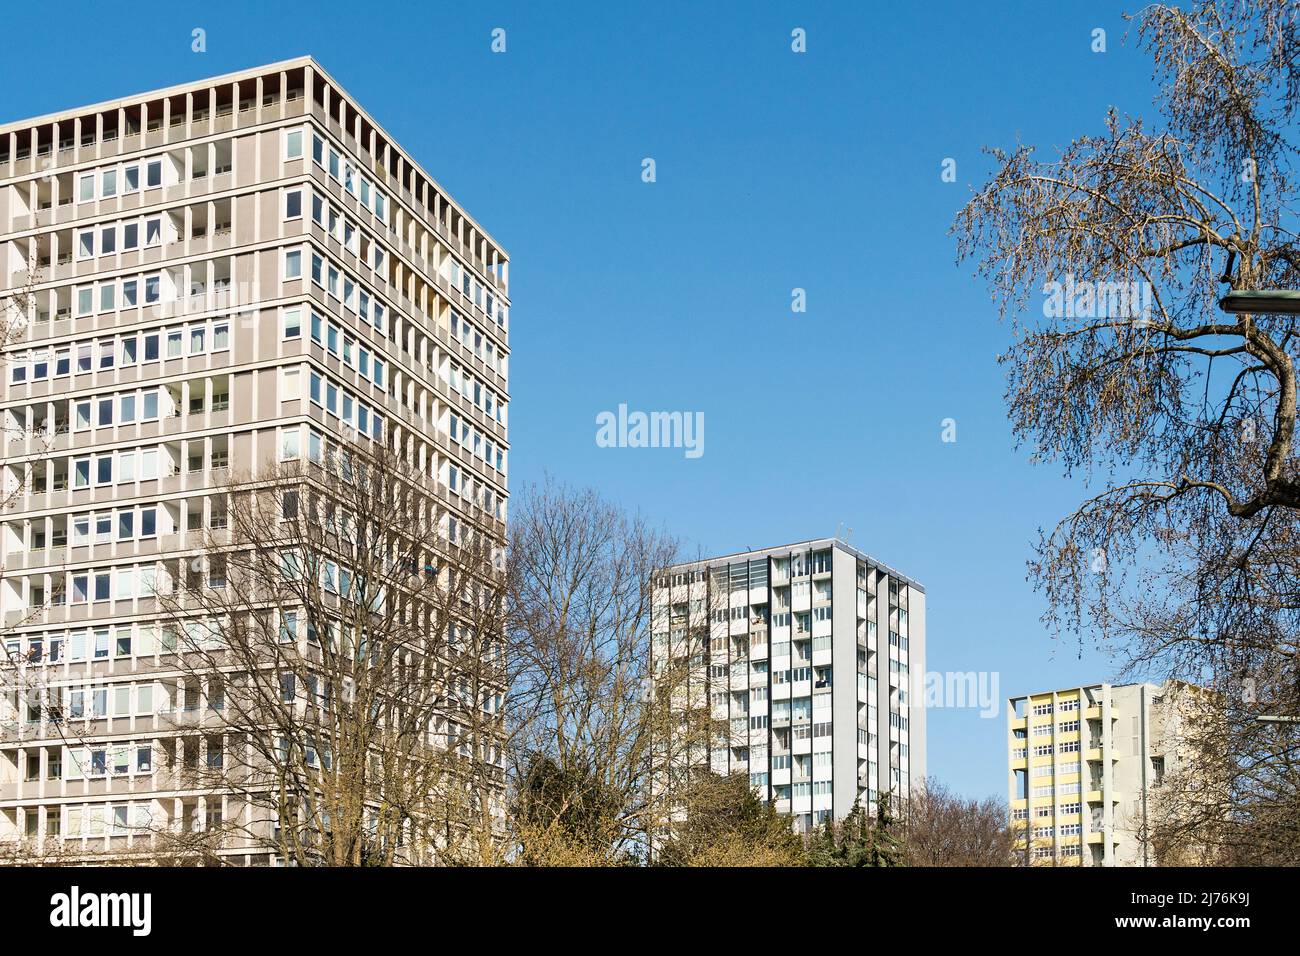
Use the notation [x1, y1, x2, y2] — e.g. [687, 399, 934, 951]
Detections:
[652, 538, 925, 832]
[0, 58, 510, 860]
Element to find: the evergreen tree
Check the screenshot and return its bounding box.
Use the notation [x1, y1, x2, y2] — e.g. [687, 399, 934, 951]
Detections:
[802, 796, 904, 867]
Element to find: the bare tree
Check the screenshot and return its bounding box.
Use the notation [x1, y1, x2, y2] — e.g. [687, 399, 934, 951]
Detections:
[901, 778, 1014, 866]
[149, 445, 507, 865]
[953, 0, 1300, 833]
[1146, 670, 1300, 864]
[505, 479, 721, 865]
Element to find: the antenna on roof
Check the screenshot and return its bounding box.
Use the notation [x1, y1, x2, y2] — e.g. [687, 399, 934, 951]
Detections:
[836, 523, 854, 544]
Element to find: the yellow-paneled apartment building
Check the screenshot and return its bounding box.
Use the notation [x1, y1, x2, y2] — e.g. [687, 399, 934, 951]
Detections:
[1007, 681, 1203, 866]
[0, 58, 510, 861]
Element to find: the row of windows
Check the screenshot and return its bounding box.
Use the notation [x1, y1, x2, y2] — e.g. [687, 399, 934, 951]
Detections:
[772, 665, 813, 685]
[68, 446, 169, 489]
[4, 623, 169, 664]
[718, 604, 756, 623]
[59, 682, 161, 720]
[71, 271, 164, 317]
[300, 369, 385, 443]
[1029, 781, 1084, 798]
[1025, 697, 1082, 718]
[770, 698, 818, 720]
[9, 318, 230, 384]
[65, 745, 157, 780]
[279, 423, 365, 475]
[445, 360, 505, 426]
[69, 388, 165, 431]
[74, 214, 164, 260]
[301, 189, 386, 273]
[297, 309, 386, 389]
[45, 563, 162, 605]
[301, 127, 507, 335]
[450, 310, 506, 377]
[299, 249, 387, 333]
[771, 550, 834, 580]
[32, 802, 225, 841]
[278, 548, 374, 608]
[67, 505, 161, 546]
[68, 387, 169, 432]
[75, 157, 165, 203]
[304, 155, 508, 381]
[445, 464, 507, 523]
[787, 781, 834, 799]
[310, 132, 388, 222]
[448, 412, 506, 475]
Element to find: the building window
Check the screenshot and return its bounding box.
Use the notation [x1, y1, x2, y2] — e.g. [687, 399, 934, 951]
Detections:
[282, 307, 302, 340]
[280, 427, 300, 461]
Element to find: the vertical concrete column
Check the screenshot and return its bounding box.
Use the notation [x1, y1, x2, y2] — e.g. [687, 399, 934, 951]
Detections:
[1101, 685, 1113, 865]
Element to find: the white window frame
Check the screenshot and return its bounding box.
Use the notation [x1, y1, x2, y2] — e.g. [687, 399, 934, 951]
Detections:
[283, 248, 303, 281]
[284, 127, 304, 160]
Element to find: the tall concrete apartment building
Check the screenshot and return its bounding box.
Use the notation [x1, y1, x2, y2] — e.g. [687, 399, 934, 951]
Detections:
[652, 539, 925, 833]
[1007, 681, 1200, 866]
[0, 59, 509, 859]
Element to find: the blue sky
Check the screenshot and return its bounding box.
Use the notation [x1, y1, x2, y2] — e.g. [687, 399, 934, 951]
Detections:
[0, 0, 1173, 800]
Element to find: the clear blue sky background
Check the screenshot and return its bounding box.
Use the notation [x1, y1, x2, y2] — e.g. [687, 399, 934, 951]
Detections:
[1, 0, 1173, 800]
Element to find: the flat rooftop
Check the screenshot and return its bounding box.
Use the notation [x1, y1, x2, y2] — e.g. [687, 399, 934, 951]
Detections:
[0, 55, 507, 260]
[671, 537, 923, 592]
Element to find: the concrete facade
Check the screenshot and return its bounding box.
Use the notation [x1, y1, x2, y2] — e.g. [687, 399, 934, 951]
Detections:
[1007, 680, 1201, 866]
[652, 538, 925, 832]
[0, 58, 509, 860]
